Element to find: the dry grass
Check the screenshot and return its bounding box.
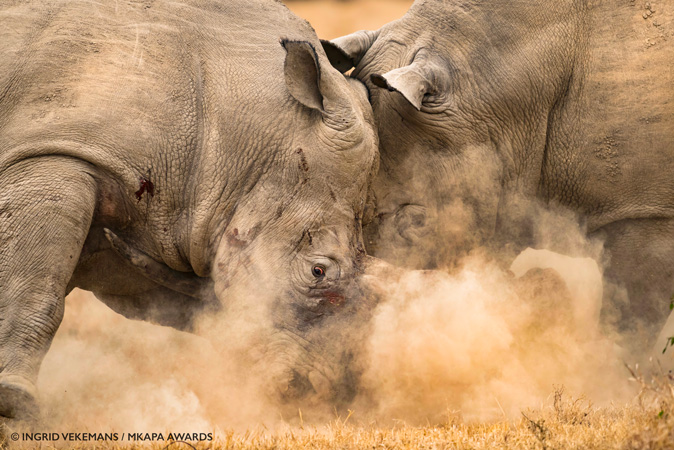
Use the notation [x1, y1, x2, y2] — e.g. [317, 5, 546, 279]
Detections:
[1, 2, 672, 450]
[2, 371, 673, 450]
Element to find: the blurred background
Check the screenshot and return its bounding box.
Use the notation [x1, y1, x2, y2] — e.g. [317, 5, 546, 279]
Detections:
[284, 0, 413, 39]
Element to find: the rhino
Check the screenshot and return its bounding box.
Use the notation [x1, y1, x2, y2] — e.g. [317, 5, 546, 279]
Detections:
[322, 0, 674, 340]
[0, 0, 380, 421]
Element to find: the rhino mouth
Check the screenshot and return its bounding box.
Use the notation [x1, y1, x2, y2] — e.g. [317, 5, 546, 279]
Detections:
[264, 320, 361, 408]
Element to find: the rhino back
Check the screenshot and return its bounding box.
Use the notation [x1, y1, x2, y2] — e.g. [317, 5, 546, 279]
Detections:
[0, 0, 311, 171]
[0, 0, 318, 270]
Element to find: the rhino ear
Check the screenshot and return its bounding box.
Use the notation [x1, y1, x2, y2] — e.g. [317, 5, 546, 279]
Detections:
[321, 29, 380, 73]
[282, 40, 325, 111]
[370, 51, 451, 111]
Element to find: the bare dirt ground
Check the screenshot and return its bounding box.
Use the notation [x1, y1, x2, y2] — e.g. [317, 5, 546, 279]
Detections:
[4, 379, 674, 449]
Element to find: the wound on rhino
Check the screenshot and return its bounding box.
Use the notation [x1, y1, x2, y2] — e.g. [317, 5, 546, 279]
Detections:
[134, 175, 155, 202]
[0, 0, 382, 422]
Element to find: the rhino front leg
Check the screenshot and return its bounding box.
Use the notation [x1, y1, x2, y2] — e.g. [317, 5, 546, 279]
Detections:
[0, 156, 96, 420]
[596, 218, 674, 351]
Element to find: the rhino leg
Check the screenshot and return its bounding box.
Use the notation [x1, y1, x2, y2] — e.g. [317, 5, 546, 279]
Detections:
[0, 156, 96, 420]
[596, 218, 674, 350]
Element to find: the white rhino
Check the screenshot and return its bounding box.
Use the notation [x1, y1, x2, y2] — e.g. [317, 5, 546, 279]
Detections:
[0, 0, 379, 420]
[322, 0, 674, 343]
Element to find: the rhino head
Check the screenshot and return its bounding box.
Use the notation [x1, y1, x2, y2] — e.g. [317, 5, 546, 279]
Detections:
[204, 41, 381, 406]
[106, 40, 380, 408]
[321, 1, 581, 268]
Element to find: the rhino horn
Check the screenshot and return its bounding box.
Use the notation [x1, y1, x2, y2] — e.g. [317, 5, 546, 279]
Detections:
[103, 228, 216, 303]
[370, 51, 451, 111]
[320, 29, 380, 73]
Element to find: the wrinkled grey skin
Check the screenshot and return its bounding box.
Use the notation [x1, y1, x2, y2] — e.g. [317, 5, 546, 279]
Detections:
[0, 0, 379, 421]
[323, 0, 674, 339]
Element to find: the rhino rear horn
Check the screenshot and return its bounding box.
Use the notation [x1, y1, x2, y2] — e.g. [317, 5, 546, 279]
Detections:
[370, 51, 451, 111]
[321, 29, 380, 73]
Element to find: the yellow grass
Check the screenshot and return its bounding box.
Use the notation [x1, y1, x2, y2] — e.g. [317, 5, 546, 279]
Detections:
[2, 373, 674, 449]
[2, 2, 672, 449]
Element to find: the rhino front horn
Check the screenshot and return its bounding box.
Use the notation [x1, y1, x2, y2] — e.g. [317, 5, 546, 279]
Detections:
[103, 228, 216, 304]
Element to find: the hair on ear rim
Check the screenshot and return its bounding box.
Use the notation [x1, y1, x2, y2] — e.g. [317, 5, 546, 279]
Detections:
[370, 72, 424, 111]
[320, 30, 380, 74]
[371, 73, 394, 92]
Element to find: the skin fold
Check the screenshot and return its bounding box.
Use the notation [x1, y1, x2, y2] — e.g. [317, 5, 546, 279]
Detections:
[322, 0, 674, 345]
[0, 0, 380, 420]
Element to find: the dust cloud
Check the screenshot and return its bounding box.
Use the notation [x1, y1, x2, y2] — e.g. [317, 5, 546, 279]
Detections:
[31, 0, 673, 438]
[38, 198, 664, 433]
[39, 286, 285, 433]
[352, 251, 632, 423]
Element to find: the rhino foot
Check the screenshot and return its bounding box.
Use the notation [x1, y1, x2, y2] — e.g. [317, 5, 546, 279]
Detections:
[0, 375, 38, 421]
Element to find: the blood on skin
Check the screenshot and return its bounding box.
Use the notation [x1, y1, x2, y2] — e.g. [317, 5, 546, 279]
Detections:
[227, 228, 249, 249]
[324, 290, 345, 306]
[226, 225, 261, 249]
[134, 176, 155, 201]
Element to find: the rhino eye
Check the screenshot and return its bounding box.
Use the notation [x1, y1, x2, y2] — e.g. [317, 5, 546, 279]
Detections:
[312, 265, 326, 278]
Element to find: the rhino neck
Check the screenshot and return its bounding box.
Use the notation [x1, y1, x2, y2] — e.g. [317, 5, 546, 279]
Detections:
[106, 0, 319, 277]
[181, 75, 290, 278]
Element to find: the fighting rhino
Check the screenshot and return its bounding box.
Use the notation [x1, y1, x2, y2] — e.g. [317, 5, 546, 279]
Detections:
[322, 0, 674, 340]
[0, 0, 379, 420]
